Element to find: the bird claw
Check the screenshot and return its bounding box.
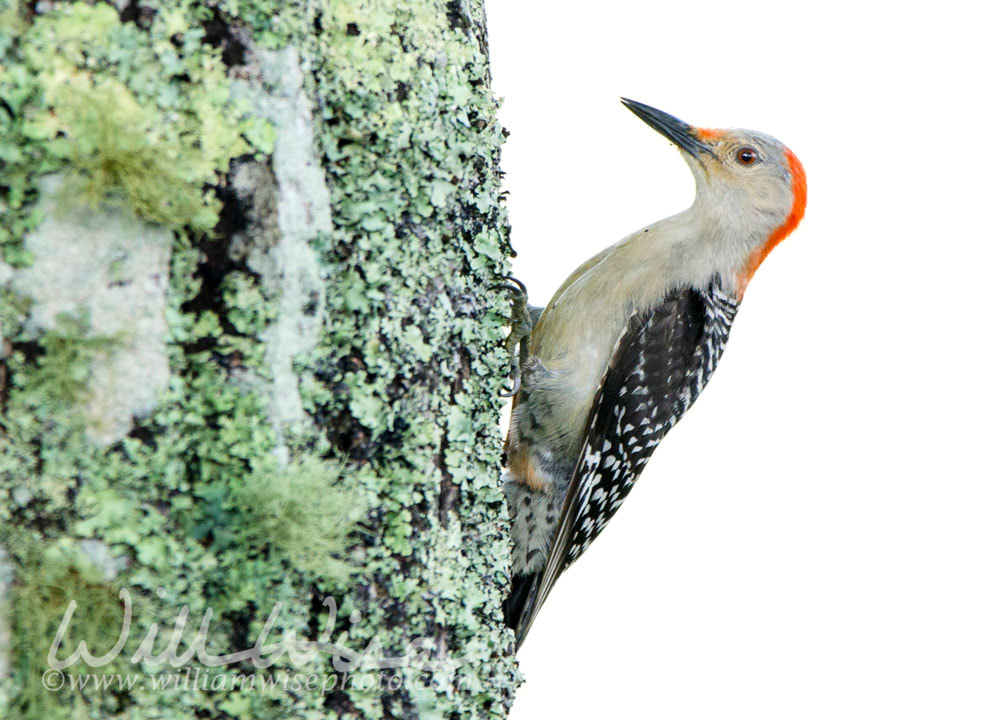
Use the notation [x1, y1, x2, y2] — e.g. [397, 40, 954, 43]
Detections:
[499, 375, 521, 398]
[491, 275, 529, 304]
[496, 275, 534, 398]
[492, 275, 527, 296]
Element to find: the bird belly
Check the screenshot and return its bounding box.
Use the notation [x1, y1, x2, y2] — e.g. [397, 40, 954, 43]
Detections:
[504, 480, 562, 574]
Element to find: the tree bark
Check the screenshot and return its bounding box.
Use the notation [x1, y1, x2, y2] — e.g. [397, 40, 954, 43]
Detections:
[0, 0, 518, 717]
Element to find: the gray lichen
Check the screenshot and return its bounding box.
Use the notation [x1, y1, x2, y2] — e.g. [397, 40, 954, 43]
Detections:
[77, 539, 130, 583]
[1, 175, 171, 445]
[229, 45, 332, 464]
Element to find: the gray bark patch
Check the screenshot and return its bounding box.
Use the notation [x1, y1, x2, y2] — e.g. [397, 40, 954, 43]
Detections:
[0, 176, 172, 445]
[230, 47, 331, 463]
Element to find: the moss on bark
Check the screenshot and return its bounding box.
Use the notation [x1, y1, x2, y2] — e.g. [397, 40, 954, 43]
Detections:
[0, 0, 518, 717]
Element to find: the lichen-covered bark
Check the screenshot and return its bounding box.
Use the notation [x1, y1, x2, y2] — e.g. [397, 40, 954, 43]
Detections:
[0, 0, 518, 718]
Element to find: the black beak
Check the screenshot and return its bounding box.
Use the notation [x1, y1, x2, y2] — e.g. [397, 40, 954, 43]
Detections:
[620, 98, 714, 158]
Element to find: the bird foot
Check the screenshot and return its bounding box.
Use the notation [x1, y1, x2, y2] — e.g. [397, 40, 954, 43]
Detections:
[495, 276, 536, 397]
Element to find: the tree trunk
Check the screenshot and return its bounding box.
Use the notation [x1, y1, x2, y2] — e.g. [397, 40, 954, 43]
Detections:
[0, 0, 519, 717]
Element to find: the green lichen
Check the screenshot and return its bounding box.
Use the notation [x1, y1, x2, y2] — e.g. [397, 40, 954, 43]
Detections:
[298, 1, 520, 713]
[53, 82, 219, 232]
[4, 541, 129, 720]
[12, 311, 115, 412]
[0, 1, 253, 260]
[220, 272, 276, 338]
[0, 287, 30, 337]
[1, 0, 520, 717]
[231, 458, 362, 582]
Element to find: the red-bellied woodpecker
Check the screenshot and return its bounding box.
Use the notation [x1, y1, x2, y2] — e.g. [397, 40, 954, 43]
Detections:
[502, 99, 807, 648]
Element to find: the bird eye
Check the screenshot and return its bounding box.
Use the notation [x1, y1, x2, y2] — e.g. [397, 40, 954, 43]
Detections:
[736, 147, 758, 165]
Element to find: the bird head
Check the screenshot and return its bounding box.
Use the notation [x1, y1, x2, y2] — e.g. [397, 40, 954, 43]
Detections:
[621, 98, 807, 296]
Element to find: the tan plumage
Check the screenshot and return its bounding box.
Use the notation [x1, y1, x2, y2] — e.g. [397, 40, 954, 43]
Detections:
[503, 100, 807, 647]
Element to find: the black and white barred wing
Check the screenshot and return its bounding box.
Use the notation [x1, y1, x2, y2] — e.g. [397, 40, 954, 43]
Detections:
[565, 286, 738, 563]
[525, 286, 738, 640]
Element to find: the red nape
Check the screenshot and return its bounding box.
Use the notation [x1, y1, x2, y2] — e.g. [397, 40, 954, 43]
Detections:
[736, 147, 807, 297]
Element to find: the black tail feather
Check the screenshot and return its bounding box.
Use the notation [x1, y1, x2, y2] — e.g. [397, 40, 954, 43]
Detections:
[504, 572, 542, 649]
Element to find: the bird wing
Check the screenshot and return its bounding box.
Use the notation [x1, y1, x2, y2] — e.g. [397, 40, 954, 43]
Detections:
[511, 284, 738, 647]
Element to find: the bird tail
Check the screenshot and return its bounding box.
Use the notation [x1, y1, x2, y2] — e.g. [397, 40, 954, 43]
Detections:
[504, 571, 542, 649]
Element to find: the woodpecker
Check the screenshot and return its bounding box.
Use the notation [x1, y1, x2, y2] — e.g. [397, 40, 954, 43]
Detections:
[501, 99, 807, 648]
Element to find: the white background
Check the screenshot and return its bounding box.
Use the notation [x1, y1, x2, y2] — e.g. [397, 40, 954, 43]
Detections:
[484, 1, 1000, 718]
